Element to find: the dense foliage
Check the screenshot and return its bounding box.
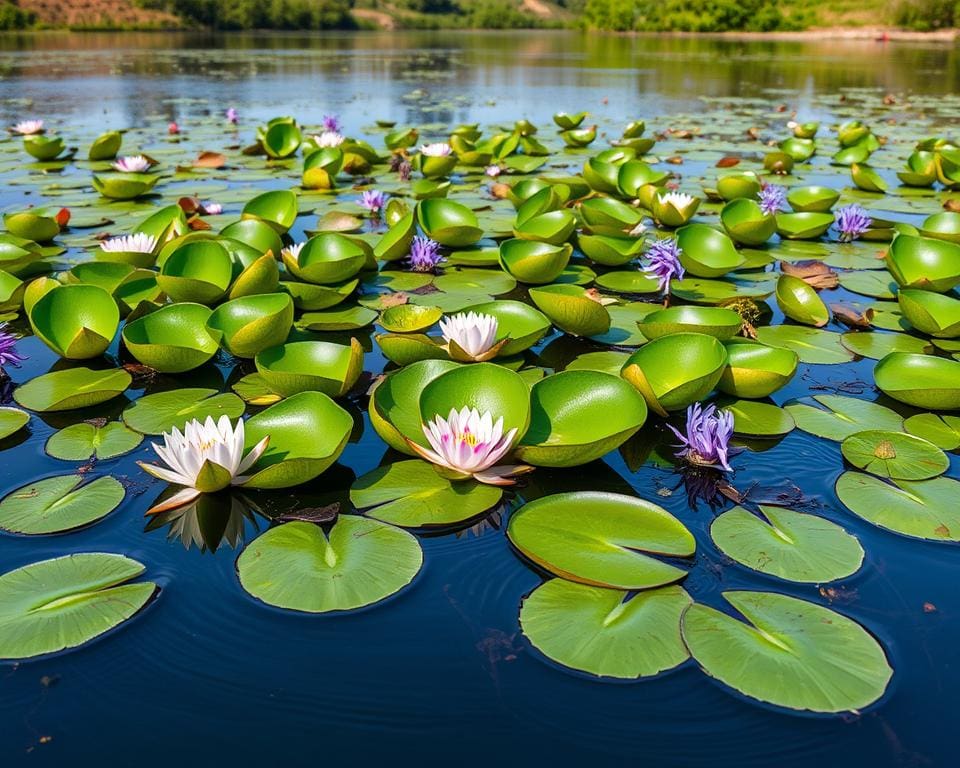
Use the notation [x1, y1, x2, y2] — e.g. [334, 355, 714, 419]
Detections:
[581, 0, 796, 32]
[136, 0, 355, 30]
[0, 1, 35, 29]
[894, 0, 960, 29]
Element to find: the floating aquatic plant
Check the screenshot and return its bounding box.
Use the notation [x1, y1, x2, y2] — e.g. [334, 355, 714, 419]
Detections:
[137, 415, 270, 515]
[407, 235, 443, 272]
[758, 184, 787, 216]
[835, 204, 871, 242]
[440, 311, 505, 362]
[112, 155, 151, 173]
[407, 406, 531, 486]
[669, 403, 735, 472]
[641, 236, 685, 295]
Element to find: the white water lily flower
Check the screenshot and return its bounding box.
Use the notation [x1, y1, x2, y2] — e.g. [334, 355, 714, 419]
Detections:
[137, 415, 269, 515]
[12, 119, 43, 135]
[99, 232, 157, 253]
[659, 191, 696, 209]
[281, 241, 305, 261]
[440, 311, 502, 361]
[420, 142, 453, 157]
[112, 155, 151, 173]
[408, 406, 532, 486]
[314, 131, 344, 148]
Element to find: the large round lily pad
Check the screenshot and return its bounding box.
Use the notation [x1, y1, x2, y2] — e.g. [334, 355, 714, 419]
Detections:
[682, 591, 892, 713]
[840, 430, 948, 480]
[711, 505, 864, 583]
[0, 474, 125, 534]
[507, 491, 695, 589]
[122, 388, 245, 435]
[0, 553, 155, 659]
[520, 580, 691, 679]
[784, 395, 903, 441]
[836, 471, 960, 541]
[237, 518, 422, 613]
[14, 368, 131, 413]
[46, 422, 142, 461]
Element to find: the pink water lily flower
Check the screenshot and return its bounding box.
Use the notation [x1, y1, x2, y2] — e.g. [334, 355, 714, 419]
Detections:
[12, 120, 43, 135]
[203, 201, 223, 215]
[314, 131, 344, 148]
[440, 311, 506, 362]
[408, 406, 532, 486]
[420, 142, 452, 157]
[112, 155, 151, 173]
[138, 415, 270, 515]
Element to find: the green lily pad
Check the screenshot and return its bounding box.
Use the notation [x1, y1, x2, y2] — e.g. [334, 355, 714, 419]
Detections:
[29, 284, 119, 359]
[0, 553, 155, 659]
[122, 388, 245, 435]
[621, 332, 727, 415]
[726, 400, 795, 437]
[711, 505, 864, 583]
[298, 304, 378, 331]
[241, 392, 353, 488]
[0, 407, 29, 439]
[836, 471, 960, 541]
[903, 413, 960, 450]
[775, 274, 830, 327]
[875, 352, 960, 409]
[237, 517, 422, 613]
[529, 284, 610, 337]
[520, 580, 691, 679]
[350, 460, 502, 527]
[638, 305, 742, 341]
[14, 368, 131, 413]
[46, 422, 142, 461]
[416, 199, 482, 247]
[840, 331, 932, 360]
[841, 430, 948, 480]
[755, 326, 854, 365]
[682, 591, 892, 713]
[0, 474, 125, 534]
[379, 304, 442, 333]
[255, 339, 363, 398]
[675, 224, 745, 277]
[507, 491, 695, 589]
[785, 395, 903, 441]
[515, 371, 647, 466]
[122, 302, 220, 373]
[719, 340, 798, 399]
[886, 234, 960, 293]
[206, 293, 294, 358]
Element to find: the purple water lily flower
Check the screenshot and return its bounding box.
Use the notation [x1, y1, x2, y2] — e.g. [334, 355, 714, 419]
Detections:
[407, 236, 443, 272]
[669, 403, 735, 472]
[226, 108, 238, 124]
[835, 204, 871, 242]
[758, 184, 787, 216]
[0, 324, 25, 374]
[323, 115, 342, 133]
[642, 236, 685, 294]
[359, 190, 388, 216]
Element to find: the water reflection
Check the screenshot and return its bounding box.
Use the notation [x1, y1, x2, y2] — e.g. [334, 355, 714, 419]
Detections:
[144, 490, 264, 552]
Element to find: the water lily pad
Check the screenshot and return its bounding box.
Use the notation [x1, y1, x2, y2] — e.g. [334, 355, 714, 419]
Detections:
[206, 293, 294, 358]
[841, 430, 948, 480]
[775, 274, 830, 327]
[379, 304, 442, 333]
[416, 199, 482, 247]
[903, 413, 960, 450]
[520, 580, 691, 679]
[682, 591, 891, 713]
[840, 331, 931, 360]
[157, 240, 233, 304]
[122, 302, 220, 373]
[29, 284, 119, 359]
[0, 407, 29, 439]
[886, 234, 960, 292]
[14, 368, 131, 412]
[529, 284, 610, 337]
[755, 326, 854, 365]
[718, 340, 798, 399]
[299, 304, 378, 331]
[241, 189, 298, 234]
[726, 400, 795, 437]
[433, 267, 517, 296]
[515, 371, 647, 466]
[499, 239, 572, 285]
[897, 289, 960, 338]
[785, 395, 903, 441]
[122, 388, 244, 435]
[638, 305, 742, 341]
[350, 460, 502, 527]
[237, 517, 422, 613]
[255, 339, 363, 398]
[621, 333, 727, 415]
[875, 352, 960, 409]
[675, 224, 745, 277]
[507, 491, 694, 589]
[589, 302, 657, 346]
[836, 471, 960, 541]
[0, 474, 125, 534]
[0, 553, 155, 659]
[241, 392, 353, 488]
[711, 506, 863, 582]
[46, 422, 142, 461]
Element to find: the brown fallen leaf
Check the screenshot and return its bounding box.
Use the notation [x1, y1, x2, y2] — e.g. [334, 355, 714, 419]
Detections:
[187, 215, 211, 231]
[716, 156, 740, 168]
[178, 196, 202, 214]
[831, 304, 874, 329]
[276, 503, 340, 524]
[194, 151, 227, 169]
[666, 156, 683, 165]
[944, 198, 960, 212]
[776, 104, 788, 113]
[883, 93, 896, 105]
[584, 288, 617, 306]
[780, 260, 839, 289]
[745, 127, 760, 140]
[490, 182, 510, 199]
[379, 292, 409, 308]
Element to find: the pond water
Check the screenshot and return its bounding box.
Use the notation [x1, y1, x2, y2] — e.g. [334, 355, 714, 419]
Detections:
[0, 30, 958, 767]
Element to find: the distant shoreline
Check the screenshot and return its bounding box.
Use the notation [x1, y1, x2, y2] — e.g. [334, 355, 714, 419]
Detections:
[1, 26, 957, 41]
